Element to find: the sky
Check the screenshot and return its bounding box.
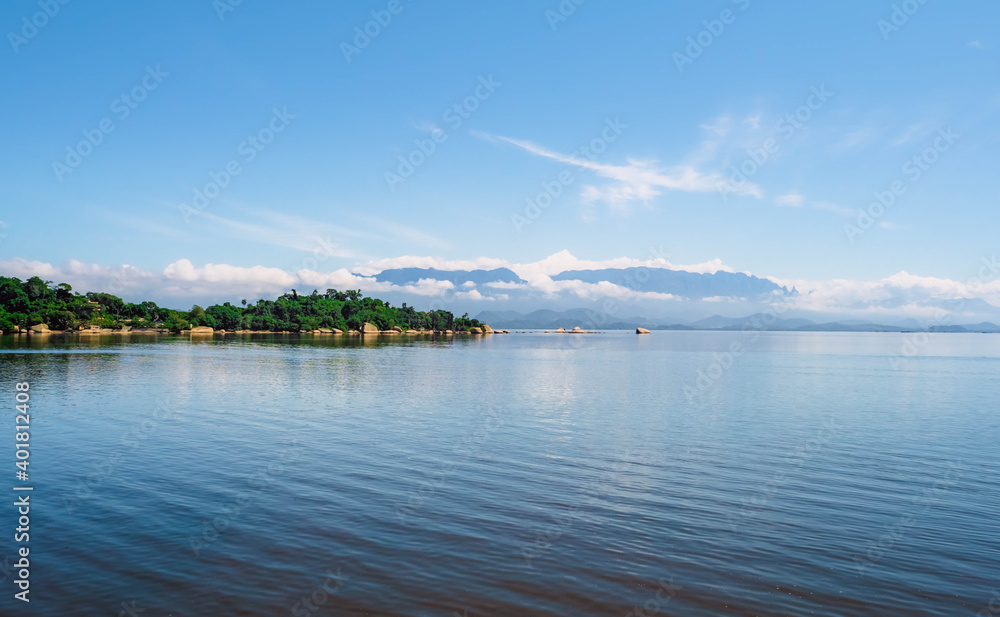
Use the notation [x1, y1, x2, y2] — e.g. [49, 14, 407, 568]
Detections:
[1, 0, 999, 313]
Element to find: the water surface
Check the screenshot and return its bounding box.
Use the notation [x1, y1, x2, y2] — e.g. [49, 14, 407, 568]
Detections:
[1, 331, 997, 616]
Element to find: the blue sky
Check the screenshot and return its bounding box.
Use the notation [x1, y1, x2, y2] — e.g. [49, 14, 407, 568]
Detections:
[1, 0, 998, 311]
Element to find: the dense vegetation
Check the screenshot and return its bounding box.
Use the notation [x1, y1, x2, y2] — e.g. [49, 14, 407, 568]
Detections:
[0, 276, 482, 333]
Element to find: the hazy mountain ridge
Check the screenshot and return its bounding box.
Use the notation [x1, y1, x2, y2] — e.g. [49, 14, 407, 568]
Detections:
[550, 267, 791, 299]
[475, 308, 1000, 333]
[374, 267, 525, 286]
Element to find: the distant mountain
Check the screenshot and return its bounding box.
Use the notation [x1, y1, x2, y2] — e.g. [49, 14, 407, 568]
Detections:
[550, 267, 789, 299]
[475, 308, 634, 329]
[476, 309, 1000, 333]
[690, 314, 816, 330]
[374, 268, 525, 286]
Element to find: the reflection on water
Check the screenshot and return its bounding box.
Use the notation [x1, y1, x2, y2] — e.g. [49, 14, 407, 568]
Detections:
[1, 331, 998, 616]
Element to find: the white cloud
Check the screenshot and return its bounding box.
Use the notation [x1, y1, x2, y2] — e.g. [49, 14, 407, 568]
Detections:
[351, 255, 510, 277]
[8, 254, 1000, 322]
[968, 40, 988, 49]
[481, 133, 761, 210]
[890, 123, 927, 146]
[193, 211, 357, 258]
[770, 270, 1000, 319]
[831, 127, 877, 153]
[776, 193, 804, 207]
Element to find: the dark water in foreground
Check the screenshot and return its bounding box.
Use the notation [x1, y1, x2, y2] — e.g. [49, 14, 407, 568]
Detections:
[0, 331, 998, 616]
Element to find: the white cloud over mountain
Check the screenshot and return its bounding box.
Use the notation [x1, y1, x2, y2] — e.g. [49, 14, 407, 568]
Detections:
[2, 252, 999, 323]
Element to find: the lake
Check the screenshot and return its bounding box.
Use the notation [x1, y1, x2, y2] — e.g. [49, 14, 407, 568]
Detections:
[1, 331, 998, 616]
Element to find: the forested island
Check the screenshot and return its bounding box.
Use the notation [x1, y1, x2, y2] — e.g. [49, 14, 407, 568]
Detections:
[0, 276, 486, 334]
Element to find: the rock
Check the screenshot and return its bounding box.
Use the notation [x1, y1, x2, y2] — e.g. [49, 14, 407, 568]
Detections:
[555, 327, 566, 333]
[445, 330, 453, 335]
[362, 322, 380, 334]
[571, 326, 584, 333]
[30, 323, 50, 333]
[380, 330, 400, 335]
[190, 326, 214, 334]
[331, 328, 343, 335]
[391, 326, 403, 333]
[503, 330, 510, 334]
[482, 324, 494, 334]
[636, 327, 650, 334]
[348, 329, 360, 335]
[405, 330, 418, 334]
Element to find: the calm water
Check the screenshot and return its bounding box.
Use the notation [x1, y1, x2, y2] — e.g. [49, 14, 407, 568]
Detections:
[1, 331, 998, 616]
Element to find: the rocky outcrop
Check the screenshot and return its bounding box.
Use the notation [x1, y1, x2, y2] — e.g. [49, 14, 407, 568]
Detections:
[554, 327, 566, 333]
[405, 330, 418, 334]
[571, 326, 584, 333]
[190, 326, 214, 334]
[30, 324, 50, 333]
[482, 324, 494, 334]
[636, 327, 650, 334]
[331, 328, 343, 334]
[362, 322, 379, 334]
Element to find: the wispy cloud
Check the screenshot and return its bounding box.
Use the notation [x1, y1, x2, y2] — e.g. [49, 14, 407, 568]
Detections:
[776, 193, 804, 207]
[358, 217, 450, 250]
[5, 253, 1000, 321]
[192, 209, 359, 258]
[967, 39, 988, 50]
[831, 127, 877, 153]
[480, 132, 761, 210]
[812, 201, 855, 216]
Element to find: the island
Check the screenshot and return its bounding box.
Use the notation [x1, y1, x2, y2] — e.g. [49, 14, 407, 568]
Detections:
[0, 276, 491, 335]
